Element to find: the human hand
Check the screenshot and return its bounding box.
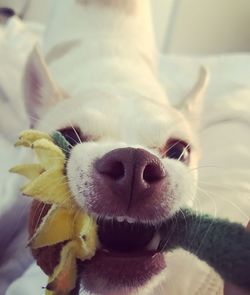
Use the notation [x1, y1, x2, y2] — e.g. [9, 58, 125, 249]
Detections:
[224, 221, 250, 295]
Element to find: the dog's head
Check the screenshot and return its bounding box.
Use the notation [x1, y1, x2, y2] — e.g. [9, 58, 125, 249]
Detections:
[24, 48, 208, 294]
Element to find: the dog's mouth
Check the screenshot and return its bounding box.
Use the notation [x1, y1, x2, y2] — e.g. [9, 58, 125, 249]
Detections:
[80, 217, 166, 294]
[97, 217, 159, 252]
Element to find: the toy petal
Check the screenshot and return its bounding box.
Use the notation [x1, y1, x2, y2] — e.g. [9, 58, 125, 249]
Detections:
[9, 164, 44, 180]
[46, 241, 78, 295]
[75, 236, 96, 261]
[74, 211, 92, 236]
[31, 206, 75, 249]
[22, 168, 71, 205]
[15, 130, 51, 147]
[82, 224, 98, 260]
[45, 290, 55, 295]
[12, 129, 99, 295]
[32, 138, 65, 170]
[74, 211, 98, 260]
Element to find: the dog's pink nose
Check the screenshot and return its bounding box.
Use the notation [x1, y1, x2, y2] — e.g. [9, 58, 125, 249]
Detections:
[95, 148, 166, 209]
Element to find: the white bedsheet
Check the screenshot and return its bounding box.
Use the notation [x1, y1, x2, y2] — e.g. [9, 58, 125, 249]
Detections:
[1, 17, 250, 295]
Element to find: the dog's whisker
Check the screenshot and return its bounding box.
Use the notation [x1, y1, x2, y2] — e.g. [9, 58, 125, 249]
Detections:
[189, 165, 227, 173]
[68, 120, 82, 145]
[199, 179, 250, 191]
[190, 187, 219, 256]
[197, 186, 249, 220]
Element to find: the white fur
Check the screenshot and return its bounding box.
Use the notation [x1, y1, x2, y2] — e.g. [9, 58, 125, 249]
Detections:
[22, 0, 208, 294]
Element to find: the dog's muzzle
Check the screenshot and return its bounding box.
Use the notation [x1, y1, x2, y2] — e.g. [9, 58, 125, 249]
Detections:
[88, 147, 169, 220]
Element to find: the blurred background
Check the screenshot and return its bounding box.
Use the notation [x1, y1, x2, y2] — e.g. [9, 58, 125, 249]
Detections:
[1, 2, 250, 294]
[1, 0, 250, 54]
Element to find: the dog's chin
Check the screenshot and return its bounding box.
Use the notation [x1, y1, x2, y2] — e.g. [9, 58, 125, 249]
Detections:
[80, 251, 165, 294]
[79, 218, 166, 294]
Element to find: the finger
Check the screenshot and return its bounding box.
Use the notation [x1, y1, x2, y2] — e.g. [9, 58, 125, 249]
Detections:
[246, 221, 250, 231]
[224, 282, 250, 295]
[224, 221, 250, 295]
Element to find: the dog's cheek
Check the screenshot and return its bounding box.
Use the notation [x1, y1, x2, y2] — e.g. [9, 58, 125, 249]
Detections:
[67, 155, 91, 209]
[162, 160, 196, 213]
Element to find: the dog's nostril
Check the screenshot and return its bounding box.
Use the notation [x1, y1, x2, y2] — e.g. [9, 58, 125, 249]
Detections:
[107, 161, 125, 180]
[99, 160, 125, 180]
[143, 163, 165, 184]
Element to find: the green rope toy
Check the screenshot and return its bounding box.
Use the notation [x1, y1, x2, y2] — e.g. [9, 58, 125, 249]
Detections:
[160, 209, 250, 290]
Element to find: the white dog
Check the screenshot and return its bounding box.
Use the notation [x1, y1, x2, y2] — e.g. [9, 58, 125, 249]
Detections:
[5, 0, 208, 294]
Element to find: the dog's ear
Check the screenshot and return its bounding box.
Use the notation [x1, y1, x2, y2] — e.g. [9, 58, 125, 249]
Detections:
[178, 67, 209, 126]
[23, 46, 63, 126]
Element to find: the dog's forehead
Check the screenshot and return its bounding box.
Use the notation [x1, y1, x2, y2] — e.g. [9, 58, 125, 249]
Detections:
[39, 93, 193, 147]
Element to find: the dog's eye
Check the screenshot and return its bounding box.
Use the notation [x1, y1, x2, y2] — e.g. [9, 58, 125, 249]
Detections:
[57, 126, 85, 146]
[164, 139, 190, 164]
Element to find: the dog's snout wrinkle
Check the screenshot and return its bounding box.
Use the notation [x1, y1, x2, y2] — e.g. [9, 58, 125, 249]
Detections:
[94, 147, 166, 211]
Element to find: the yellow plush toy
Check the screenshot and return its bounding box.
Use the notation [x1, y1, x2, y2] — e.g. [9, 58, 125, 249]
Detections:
[10, 130, 98, 295]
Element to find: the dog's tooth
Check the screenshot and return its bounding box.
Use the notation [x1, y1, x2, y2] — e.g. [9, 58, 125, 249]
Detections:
[146, 233, 161, 251]
[115, 216, 136, 223]
[126, 217, 136, 224]
[105, 216, 113, 220]
[117, 216, 125, 222]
